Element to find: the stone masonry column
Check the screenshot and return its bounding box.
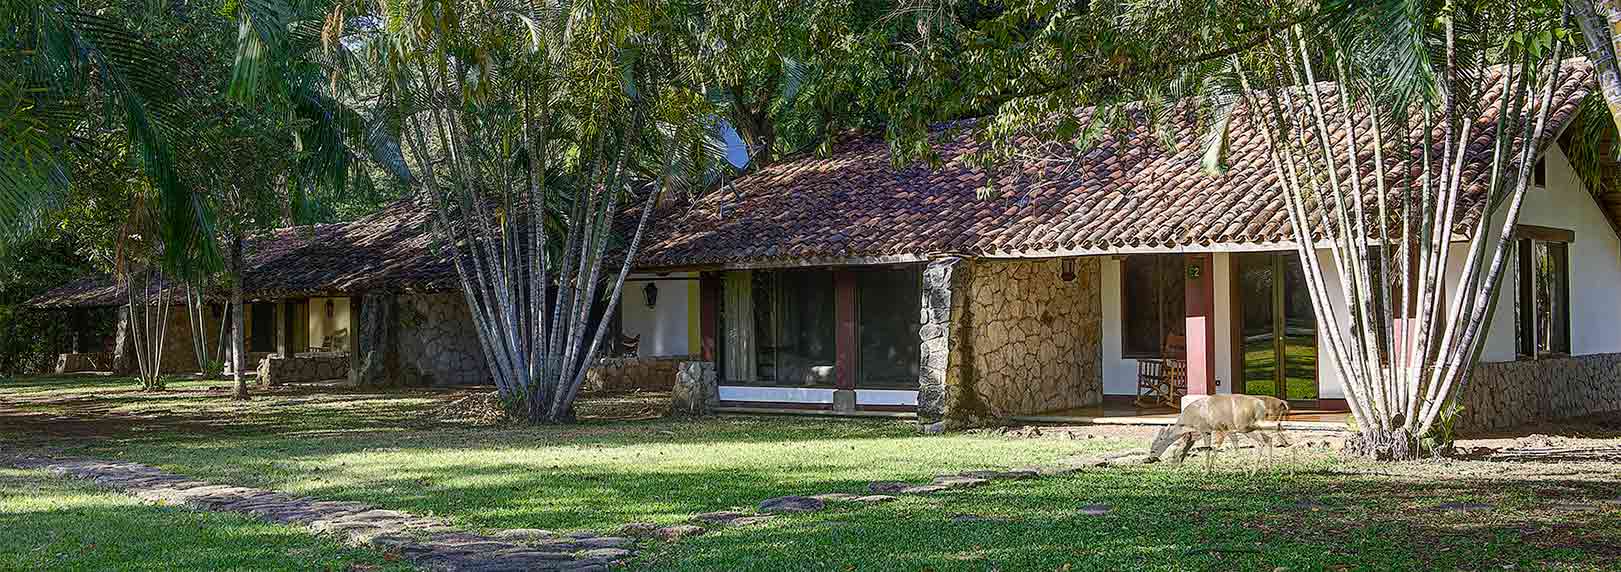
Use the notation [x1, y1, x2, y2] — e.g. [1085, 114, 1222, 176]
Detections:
[1182, 254, 1216, 407]
[917, 257, 970, 428]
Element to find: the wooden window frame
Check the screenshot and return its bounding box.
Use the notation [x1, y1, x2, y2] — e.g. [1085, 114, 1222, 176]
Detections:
[1120, 255, 1181, 359]
[1515, 236, 1572, 359]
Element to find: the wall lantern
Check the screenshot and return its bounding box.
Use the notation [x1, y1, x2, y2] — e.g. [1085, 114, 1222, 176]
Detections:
[1059, 258, 1077, 282]
[644, 282, 659, 309]
[326, 299, 335, 319]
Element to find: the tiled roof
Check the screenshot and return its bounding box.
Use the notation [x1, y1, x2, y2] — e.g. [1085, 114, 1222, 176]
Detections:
[29, 61, 1600, 307]
[28, 200, 457, 309]
[635, 60, 1597, 268]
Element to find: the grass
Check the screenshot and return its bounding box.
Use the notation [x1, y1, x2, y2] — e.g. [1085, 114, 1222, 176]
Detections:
[0, 376, 1118, 534]
[1242, 336, 1318, 400]
[641, 461, 1621, 571]
[0, 467, 411, 571]
[4, 375, 1620, 571]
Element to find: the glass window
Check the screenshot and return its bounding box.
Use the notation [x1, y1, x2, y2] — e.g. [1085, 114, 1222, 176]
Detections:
[857, 267, 922, 389]
[1516, 239, 1570, 357]
[1121, 255, 1185, 357]
[249, 302, 276, 353]
[724, 269, 837, 387]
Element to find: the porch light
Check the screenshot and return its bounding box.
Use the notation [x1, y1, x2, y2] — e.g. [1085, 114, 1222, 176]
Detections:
[325, 299, 335, 319]
[644, 282, 659, 309]
[1059, 258, 1077, 282]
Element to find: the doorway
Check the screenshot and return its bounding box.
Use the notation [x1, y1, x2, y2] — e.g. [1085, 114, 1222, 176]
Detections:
[1233, 252, 1318, 402]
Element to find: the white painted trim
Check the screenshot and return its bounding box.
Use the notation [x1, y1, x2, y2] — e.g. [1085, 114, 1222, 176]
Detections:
[855, 389, 919, 406]
[717, 385, 835, 403]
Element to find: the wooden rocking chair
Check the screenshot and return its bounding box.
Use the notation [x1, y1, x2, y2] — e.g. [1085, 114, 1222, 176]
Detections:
[619, 334, 641, 358]
[1135, 334, 1188, 410]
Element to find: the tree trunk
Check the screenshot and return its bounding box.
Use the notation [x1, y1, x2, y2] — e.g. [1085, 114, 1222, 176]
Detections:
[1571, 0, 1621, 135]
[230, 235, 248, 400]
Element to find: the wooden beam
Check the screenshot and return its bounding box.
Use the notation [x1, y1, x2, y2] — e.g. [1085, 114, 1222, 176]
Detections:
[1513, 224, 1575, 243]
[834, 270, 858, 390]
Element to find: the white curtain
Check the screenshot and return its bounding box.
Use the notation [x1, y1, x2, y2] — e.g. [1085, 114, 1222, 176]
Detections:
[723, 271, 756, 383]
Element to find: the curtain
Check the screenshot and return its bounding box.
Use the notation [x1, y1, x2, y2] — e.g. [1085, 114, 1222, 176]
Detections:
[723, 271, 755, 382]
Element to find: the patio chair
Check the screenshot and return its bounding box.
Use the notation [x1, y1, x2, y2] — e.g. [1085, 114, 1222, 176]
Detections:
[619, 333, 641, 358]
[1135, 334, 1188, 409]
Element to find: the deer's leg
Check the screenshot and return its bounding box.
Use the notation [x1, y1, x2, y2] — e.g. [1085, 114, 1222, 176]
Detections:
[1171, 431, 1197, 464]
[1202, 432, 1215, 474]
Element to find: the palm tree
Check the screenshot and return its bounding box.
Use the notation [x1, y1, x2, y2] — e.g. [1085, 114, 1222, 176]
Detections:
[1, 0, 214, 270]
[1221, 1, 1573, 458]
[231, 0, 729, 422]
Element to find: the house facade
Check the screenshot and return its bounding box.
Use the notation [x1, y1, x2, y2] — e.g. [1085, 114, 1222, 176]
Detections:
[625, 61, 1621, 433]
[30, 62, 1621, 434]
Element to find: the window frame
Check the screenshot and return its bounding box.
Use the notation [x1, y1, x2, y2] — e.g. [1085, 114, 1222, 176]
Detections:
[1120, 254, 1184, 359]
[1515, 235, 1572, 359]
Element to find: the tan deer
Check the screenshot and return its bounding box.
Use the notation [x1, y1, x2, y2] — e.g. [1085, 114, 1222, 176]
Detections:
[1145, 395, 1282, 472]
[1213, 395, 1292, 450]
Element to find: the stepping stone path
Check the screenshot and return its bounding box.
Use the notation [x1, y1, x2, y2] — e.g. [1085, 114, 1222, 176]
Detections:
[1077, 504, 1113, 516]
[15, 457, 634, 572]
[758, 496, 825, 514]
[15, 448, 1148, 570]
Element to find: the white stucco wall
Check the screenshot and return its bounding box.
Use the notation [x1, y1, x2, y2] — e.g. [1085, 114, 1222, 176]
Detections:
[1100, 254, 1236, 396]
[306, 297, 352, 352]
[619, 273, 697, 357]
[1510, 146, 1621, 357]
[1302, 145, 1621, 400]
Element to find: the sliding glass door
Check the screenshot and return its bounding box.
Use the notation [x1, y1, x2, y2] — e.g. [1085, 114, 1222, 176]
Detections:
[1234, 252, 1318, 402]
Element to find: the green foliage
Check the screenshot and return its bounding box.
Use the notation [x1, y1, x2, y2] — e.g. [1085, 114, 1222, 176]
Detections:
[0, 235, 113, 375]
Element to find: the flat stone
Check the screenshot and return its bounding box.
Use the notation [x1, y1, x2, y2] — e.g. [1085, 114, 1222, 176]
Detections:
[868, 481, 910, 494]
[655, 525, 705, 541]
[493, 528, 560, 541]
[853, 495, 897, 504]
[898, 485, 952, 494]
[691, 511, 750, 525]
[931, 476, 990, 489]
[577, 547, 632, 560]
[576, 536, 631, 549]
[1077, 504, 1113, 516]
[728, 516, 775, 527]
[758, 496, 825, 514]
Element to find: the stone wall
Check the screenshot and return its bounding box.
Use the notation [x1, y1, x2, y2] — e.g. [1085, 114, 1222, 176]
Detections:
[257, 353, 350, 385]
[1458, 353, 1621, 433]
[921, 258, 1104, 426]
[672, 361, 719, 415]
[397, 293, 488, 386]
[585, 356, 693, 392]
[55, 352, 112, 373]
[112, 305, 223, 375]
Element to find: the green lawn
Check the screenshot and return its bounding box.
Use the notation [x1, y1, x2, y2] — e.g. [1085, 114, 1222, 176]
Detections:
[0, 466, 411, 571]
[4, 375, 1619, 571]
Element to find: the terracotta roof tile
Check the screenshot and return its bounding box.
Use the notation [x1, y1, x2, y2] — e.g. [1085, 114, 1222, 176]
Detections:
[637, 60, 1595, 268]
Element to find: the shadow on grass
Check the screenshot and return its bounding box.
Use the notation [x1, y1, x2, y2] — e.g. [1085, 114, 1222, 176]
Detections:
[637, 466, 1621, 571]
[0, 468, 408, 571]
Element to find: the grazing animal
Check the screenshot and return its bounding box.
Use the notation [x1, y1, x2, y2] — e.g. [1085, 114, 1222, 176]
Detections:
[1146, 395, 1279, 472]
[1213, 395, 1291, 450]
